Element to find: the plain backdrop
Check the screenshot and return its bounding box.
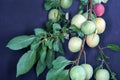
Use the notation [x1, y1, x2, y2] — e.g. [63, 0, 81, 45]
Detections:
[0, 0, 120, 80]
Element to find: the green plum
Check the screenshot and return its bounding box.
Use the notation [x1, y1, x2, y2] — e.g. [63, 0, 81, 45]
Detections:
[60, 0, 73, 9]
[81, 21, 96, 35]
[93, 17, 106, 34]
[70, 66, 86, 80]
[86, 34, 100, 48]
[81, 64, 93, 80]
[48, 9, 60, 22]
[95, 69, 110, 80]
[68, 37, 82, 53]
[71, 14, 86, 29]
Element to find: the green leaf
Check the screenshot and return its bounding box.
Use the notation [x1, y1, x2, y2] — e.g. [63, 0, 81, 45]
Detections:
[107, 44, 120, 51]
[53, 38, 60, 52]
[46, 56, 71, 80]
[16, 50, 36, 77]
[46, 49, 55, 69]
[59, 34, 65, 42]
[7, 35, 35, 50]
[53, 23, 61, 32]
[69, 25, 79, 32]
[30, 40, 41, 51]
[45, 38, 54, 49]
[58, 42, 64, 54]
[46, 68, 63, 80]
[34, 28, 46, 36]
[52, 56, 71, 69]
[53, 38, 64, 54]
[57, 70, 70, 80]
[110, 72, 117, 80]
[77, 31, 84, 38]
[44, 3, 52, 10]
[46, 68, 70, 80]
[39, 46, 47, 64]
[36, 57, 46, 77]
[96, 54, 102, 61]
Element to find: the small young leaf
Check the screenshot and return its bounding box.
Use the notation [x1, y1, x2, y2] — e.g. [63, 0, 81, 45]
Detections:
[36, 57, 46, 77]
[44, 3, 52, 10]
[34, 28, 46, 36]
[59, 34, 65, 42]
[7, 35, 35, 50]
[107, 44, 120, 51]
[111, 72, 117, 80]
[16, 50, 36, 77]
[39, 46, 47, 64]
[45, 38, 54, 49]
[52, 56, 71, 69]
[53, 38, 60, 52]
[77, 31, 84, 38]
[58, 42, 64, 54]
[69, 25, 79, 32]
[53, 23, 61, 32]
[46, 49, 55, 69]
[96, 54, 102, 61]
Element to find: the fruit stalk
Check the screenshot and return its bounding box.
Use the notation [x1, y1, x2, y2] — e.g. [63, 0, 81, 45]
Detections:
[76, 0, 93, 65]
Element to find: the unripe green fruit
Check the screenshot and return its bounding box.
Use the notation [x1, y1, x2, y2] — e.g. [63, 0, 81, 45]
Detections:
[86, 34, 100, 48]
[48, 9, 60, 22]
[61, 0, 73, 9]
[70, 66, 86, 80]
[81, 64, 93, 80]
[93, 17, 106, 34]
[71, 14, 86, 29]
[68, 37, 82, 52]
[95, 69, 110, 80]
[93, 0, 102, 5]
[81, 21, 96, 35]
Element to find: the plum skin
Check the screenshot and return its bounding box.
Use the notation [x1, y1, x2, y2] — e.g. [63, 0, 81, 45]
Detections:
[81, 21, 96, 35]
[95, 69, 110, 80]
[86, 34, 100, 48]
[68, 37, 82, 53]
[70, 66, 86, 80]
[48, 9, 60, 22]
[71, 14, 86, 29]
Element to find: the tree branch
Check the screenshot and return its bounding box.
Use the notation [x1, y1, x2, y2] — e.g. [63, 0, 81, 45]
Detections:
[76, 0, 93, 65]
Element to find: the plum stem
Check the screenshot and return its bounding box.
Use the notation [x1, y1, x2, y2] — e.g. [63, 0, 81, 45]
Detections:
[83, 50, 87, 64]
[98, 45, 112, 73]
[76, 0, 93, 65]
[76, 36, 86, 65]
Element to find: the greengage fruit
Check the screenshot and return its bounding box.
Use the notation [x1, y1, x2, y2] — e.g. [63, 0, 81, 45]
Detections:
[86, 34, 100, 48]
[81, 64, 93, 80]
[94, 3, 105, 16]
[71, 14, 86, 29]
[70, 66, 86, 80]
[95, 69, 110, 80]
[61, 0, 73, 9]
[68, 37, 82, 53]
[93, 17, 106, 34]
[48, 9, 60, 22]
[81, 21, 96, 35]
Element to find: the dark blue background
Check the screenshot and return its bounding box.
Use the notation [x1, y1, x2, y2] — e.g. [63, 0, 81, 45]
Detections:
[0, 0, 120, 80]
